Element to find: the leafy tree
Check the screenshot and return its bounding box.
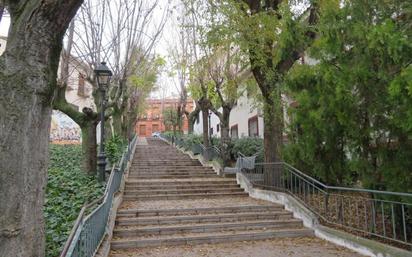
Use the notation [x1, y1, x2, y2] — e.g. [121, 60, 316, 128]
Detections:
[163, 107, 181, 135]
[214, 0, 320, 162]
[0, 1, 83, 256]
[285, 0, 412, 191]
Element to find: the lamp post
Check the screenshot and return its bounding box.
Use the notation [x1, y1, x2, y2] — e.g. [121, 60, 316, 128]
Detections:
[94, 62, 113, 182]
[208, 110, 212, 146]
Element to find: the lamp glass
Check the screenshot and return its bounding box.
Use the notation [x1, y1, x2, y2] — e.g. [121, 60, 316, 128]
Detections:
[94, 62, 113, 90]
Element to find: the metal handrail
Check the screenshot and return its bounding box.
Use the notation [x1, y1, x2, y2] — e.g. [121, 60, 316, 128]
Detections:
[243, 162, 412, 249]
[257, 162, 412, 198]
[60, 135, 137, 257]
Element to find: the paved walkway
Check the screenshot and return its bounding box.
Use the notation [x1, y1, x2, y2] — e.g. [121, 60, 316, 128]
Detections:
[111, 237, 362, 257]
[136, 136, 148, 145]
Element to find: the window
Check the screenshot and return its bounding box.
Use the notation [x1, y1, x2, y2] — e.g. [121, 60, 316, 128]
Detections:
[139, 125, 146, 136]
[152, 124, 159, 133]
[248, 116, 259, 137]
[217, 124, 220, 133]
[231, 125, 238, 139]
[196, 112, 200, 124]
[77, 73, 86, 97]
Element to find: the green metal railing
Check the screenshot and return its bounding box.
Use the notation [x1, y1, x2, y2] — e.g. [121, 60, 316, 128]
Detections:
[159, 134, 221, 162]
[60, 136, 137, 257]
[242, 162, 412, 250]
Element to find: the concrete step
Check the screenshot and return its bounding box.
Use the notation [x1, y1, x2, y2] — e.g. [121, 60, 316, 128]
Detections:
[124, 184, 240, 191]
[123, 192, 249, 201]
[116, 210, 292, 226]
[117, 205, 284, 218]
[125, 180, 237, 186]
[133, 156, 193, 159]
[129, 173, 217, 177]
[128, 174, 218, 179]
[132, 163, 203, 170]
[113, 219, 303, 237]
[133, 164, 209, 170]
[133, 172, 214, 175]
[124, 188, 245, 196]
[111, 228, 314, 249]
[133, 167, 213, 172]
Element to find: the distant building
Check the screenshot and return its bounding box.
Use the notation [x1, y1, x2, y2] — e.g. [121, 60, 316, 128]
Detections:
[193, 92, 264, 139]
[194, 91, 295, 140]
[136, 98, 194, 137]
[50, 56, 95, 143]
[0, 36, 7, 56]
[58, 55, 96, 112]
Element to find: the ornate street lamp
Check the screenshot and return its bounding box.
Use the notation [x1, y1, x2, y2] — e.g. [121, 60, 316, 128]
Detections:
[208, 110, 212, 146]
[94, 62, 112, 182]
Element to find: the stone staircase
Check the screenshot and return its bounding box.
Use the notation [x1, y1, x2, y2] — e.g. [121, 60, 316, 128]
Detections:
[110, 138, 313, 252]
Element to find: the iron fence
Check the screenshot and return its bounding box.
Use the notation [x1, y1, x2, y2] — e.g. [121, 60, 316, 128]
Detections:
[242, 162, 412, 250]
[160, 134, 221, 162]
[198, 144, 221, 161]
[60, 136, 137, 257]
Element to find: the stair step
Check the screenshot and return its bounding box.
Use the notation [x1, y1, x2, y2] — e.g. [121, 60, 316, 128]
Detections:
[134, 167, 212, 171]
[117, 205, 283, 217]
[129, 173, 216, 178]
[125, 180, 236, 186]
[124, 188, 244, 196]
[132, 170, 215, 174]
[123, 192, 249, 201]
[111, 228, 314, 249]
[113, 219, 303, 237]
[128, 175, 218, 179]
[124, 184, 240, 190]
[132, 170, 215, 173]
[116, 210, 292, 226]
[133, 161, 198, 164]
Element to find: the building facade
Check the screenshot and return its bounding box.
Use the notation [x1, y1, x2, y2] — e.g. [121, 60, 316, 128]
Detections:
[193, 91, 296, 140]
[193, 92, 264, 139]
[51, 56, 95, 143]
[136, 98, 194, 137]
[0, 36, 7, 56]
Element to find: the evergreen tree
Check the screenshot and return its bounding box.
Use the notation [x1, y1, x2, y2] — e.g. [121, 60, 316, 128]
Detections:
[285, 0, 412, 191]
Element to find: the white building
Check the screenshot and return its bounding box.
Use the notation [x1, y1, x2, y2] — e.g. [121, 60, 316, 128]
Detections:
[51, 56, 96, 142]
[193, 90, 298, 140]
[193, 91, 264, 139]
[59, 56, 96, 112]
[0, 36, 7, 56]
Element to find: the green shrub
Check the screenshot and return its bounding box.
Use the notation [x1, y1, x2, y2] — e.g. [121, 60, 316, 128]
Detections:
[163, 131, 181, 138]
[45, 144, 104, 257]
[105, 134, 126, 165]
[182, 134, 203, 150]
[231, 137, 264, 162]
[211, 136, 220, 146]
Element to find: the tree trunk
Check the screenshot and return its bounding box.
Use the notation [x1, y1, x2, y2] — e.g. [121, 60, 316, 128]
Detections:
[220, 107, 231, 167]
[0, 5, 4, 24]
[202, 108, 210, 147]
[0, 1, 83, 256]
[263, 96, 283, 162]
[188, 107, 200, 134]
[80, 120, 98, 176]
[262, 95, 283, 188]
[54, 85, 99, 175]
